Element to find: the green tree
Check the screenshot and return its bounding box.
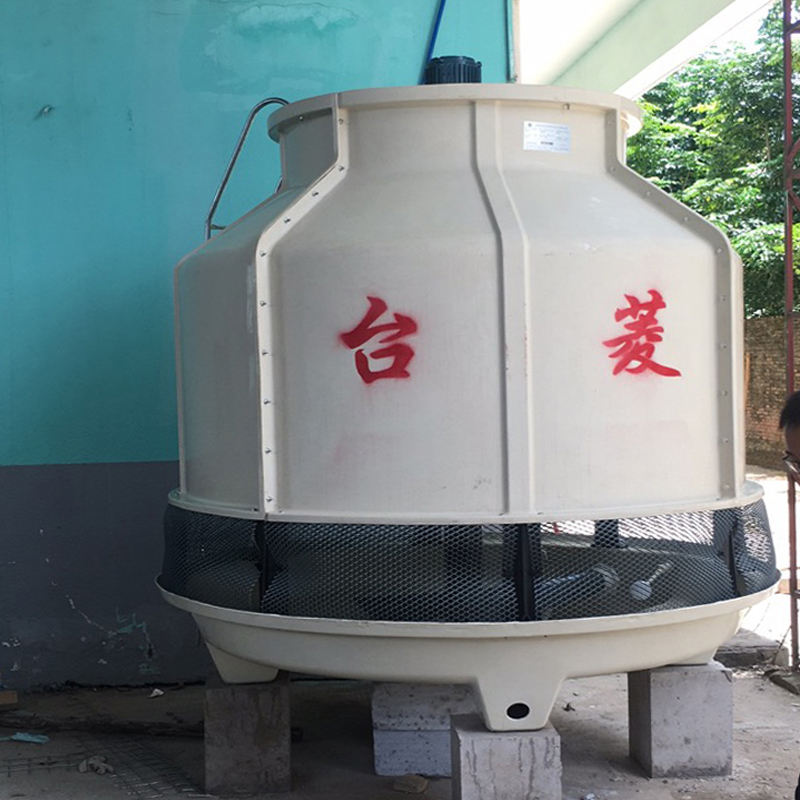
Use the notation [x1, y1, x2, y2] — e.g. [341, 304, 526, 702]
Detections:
[626, 1, 798, 317]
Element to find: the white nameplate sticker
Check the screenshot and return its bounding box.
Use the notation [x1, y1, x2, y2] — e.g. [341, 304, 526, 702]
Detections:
[523, 121, 571, 153]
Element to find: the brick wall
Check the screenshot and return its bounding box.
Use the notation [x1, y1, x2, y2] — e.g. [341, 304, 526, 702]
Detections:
[745, 316, 795, 468]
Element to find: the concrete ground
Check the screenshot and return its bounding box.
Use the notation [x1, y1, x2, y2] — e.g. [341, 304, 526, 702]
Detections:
[2, 674, 800, 800]
[1, 468, 799, 800]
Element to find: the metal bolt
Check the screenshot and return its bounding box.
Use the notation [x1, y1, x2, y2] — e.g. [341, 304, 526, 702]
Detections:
[283, 218, 291, 223]
[265, 448, 272, 454]
[261, 349, 268, 355]
[338, 165, 345, 171]
[263, 399, 271, 405]
[259, 251, 267, 257]
[683, 216, 690, 223]
[716, 248, 723, 254]
[338, 118, 344, 125]
[265, 496, 273, 503]
[259, 300, 267, 306]
[312, 191, 319, 197]
[645, 191, 652, 197]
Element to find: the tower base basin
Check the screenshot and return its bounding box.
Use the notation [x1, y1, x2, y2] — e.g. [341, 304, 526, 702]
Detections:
[157, 580, 777, 731]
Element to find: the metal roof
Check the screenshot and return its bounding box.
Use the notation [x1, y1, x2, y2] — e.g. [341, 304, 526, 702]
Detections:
[518, 0, 773, 97]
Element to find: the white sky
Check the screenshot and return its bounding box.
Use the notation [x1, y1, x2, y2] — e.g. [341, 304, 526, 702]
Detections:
[711, 2, 771, 49]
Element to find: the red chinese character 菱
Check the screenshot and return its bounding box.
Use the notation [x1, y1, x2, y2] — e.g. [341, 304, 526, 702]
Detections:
[340, 296, 418, 384]
[602, 289, 681, 377]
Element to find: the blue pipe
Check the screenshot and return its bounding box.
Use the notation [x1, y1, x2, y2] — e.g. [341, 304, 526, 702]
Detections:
[506, 0, 516, 82]
[419, 0, 448, 84]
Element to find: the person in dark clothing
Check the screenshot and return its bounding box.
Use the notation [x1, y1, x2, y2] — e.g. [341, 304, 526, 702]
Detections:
[781, 391, 800, 481]
[778, 391, 800, 800]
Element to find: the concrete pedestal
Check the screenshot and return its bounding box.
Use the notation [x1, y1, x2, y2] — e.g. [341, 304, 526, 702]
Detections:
[204, 672, 291, 794]
[450, 714, 561, 800]
[372, 683, 476, 776]
[628, 660, 733, 778]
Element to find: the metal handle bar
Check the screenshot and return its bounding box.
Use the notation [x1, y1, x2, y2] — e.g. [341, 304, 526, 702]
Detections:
[205, 96, 289, 240]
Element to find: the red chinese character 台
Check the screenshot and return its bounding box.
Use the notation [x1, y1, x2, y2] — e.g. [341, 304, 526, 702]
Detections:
[602, 289, 682, 378]
[340, 296, 418, 384]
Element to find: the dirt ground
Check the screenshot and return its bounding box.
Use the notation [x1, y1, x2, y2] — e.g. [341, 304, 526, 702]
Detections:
[2, 671, 800, 800]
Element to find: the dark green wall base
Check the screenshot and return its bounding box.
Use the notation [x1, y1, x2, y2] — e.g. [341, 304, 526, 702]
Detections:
[0, 462, 210, 689]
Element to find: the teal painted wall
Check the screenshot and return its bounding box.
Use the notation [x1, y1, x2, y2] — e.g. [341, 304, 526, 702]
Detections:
[0, 0, 508, 466]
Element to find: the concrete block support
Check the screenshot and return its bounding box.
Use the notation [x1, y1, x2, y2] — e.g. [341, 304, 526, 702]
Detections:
[374, 730, 453, 777]
[372, 683, 477, 776]
[628, 660, 733, 778]
[450, 714, 561, 800]
[204, 673, 291, 794]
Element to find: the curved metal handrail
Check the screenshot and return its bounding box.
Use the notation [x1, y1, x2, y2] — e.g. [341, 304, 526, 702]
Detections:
[204, 96, 289, 240]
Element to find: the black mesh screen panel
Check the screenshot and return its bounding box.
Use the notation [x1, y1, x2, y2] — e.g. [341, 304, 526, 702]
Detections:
[159, 502, 777, 622]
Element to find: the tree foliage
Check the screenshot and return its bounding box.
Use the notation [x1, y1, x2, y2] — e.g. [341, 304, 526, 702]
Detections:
[625, 1, 798, 317]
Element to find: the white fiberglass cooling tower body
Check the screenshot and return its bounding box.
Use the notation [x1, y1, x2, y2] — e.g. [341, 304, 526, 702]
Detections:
[158, 84, 778, 731]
